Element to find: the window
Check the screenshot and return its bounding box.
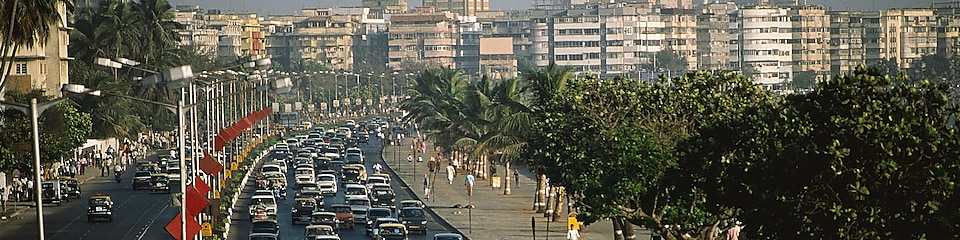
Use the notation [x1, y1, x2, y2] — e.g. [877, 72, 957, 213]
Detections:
[15, 62, 26, 75]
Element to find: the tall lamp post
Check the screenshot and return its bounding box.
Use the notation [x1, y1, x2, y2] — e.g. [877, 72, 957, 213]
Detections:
[0, 84, 84, 240]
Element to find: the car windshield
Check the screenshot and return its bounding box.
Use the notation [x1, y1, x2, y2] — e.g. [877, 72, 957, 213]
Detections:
[324, 148, 339, 154]
[319, 176, 335, 181]
[252, 222, 277, 230]
[345, 188, 365, 195]
[402, 209, 424, 217]
[248, 236, 276, 240]
[370, 210, 391, 217]
[135, 172, 151, 177]
[332, 207, 351, 213]
[89, 198, 110, 205]
[345, 155, 361, 161]
[348, 199, 369, 205]
[380, 227, 404, 235]
[374, 189, 393, 196]
[305, 227, 334, 236]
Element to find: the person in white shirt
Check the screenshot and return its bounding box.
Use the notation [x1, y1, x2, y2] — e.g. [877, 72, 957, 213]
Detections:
[567, 224, 581, 240]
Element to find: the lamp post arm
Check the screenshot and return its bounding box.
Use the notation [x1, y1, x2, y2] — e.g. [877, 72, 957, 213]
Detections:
[98, 92, 176, 112]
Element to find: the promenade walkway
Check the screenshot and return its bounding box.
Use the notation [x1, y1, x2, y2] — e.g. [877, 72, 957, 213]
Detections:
[381, 137, 620, 240]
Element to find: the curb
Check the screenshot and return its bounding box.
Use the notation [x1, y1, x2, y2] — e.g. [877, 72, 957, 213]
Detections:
[222, 141, 271, 239]
[379, 143, 471, 240]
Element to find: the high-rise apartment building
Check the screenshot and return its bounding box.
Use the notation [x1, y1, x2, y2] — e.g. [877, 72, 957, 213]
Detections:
[730, 6, 793, 86]
[387, 7, 460, 70]
[2, 1, 70, 97]
[204, 12, 267, 58]
[174, 6, 220, 55]
[662, 8, 699, 69]
[422, 0, 488, 17]
[268, 8, 369, 71]
[789, 5, 830, 81]
[696, 3, 737, 70]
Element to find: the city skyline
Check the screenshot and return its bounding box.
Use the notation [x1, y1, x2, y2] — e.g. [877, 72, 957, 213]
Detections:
[167, 0, 941, 15]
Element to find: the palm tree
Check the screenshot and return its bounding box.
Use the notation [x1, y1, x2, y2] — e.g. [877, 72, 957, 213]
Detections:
[131, 0, 181, 65]
[0, 0, 73, 91]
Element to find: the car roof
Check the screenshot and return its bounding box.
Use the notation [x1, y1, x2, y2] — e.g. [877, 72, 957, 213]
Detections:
[344, 184, 365, 188]
[368, 207, 392, 212]
[312, 211, 336, 216]
[375, 217, 399, 222]
[379, 223, 407, 228]
[401, 206, 424, 211]
[252, 219, 279, 224]
[433, 233, 464, 237]
[305, 224, 334, 229]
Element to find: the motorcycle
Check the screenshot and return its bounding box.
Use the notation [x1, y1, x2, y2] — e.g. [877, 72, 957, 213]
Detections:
[114, 171, 121, 183]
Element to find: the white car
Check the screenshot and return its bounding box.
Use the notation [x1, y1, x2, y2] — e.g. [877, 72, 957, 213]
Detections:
[260, 164, 283, 175]
[365, 176, 388, 191]
[249, 195, 278, 216]
[294, 167, 315, 183]
[343, 184, 368, 201]
[317, 174, 338, 195]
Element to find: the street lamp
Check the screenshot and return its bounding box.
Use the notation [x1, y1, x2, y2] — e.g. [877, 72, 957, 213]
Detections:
[0, 84, 87, 240]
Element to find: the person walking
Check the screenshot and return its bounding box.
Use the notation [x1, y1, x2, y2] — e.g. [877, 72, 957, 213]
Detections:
[407, 154, 413, 162]
[446, 164, 455, 184]
[373, 162, 383, 174]
[567, 224, 581, 240]
[465, 171, 475, 196]
[423, 174, 430, 200]
[513, 168, 520, 189]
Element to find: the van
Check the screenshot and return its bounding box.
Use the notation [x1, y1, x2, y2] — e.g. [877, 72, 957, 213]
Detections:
[42, 180, 65, 206]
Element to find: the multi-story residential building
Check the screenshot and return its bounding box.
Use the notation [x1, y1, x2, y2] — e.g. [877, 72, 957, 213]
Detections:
[529, 6, 656, 76]
[662, 8, 699, 69]
[477, 10, 552, 65]
[884, 9, 938, 69]
[479, 37, 518, 78]
[458, 17, 482, 75]
[827, 10, 865, 74]
[2, 1, 70, 97]
[362, 0, 409, 18]
[423, 0, 489, 17]
[174, 7, 220, 55]
[730, 6, 793, 86]
[933, 2, 960, 57]
[204, 12, 266, 58]
[268, 8, 369, 71]
[789, 5, 830, 81]
[696, 3, 737, 70]
[387, 7, 460, 70]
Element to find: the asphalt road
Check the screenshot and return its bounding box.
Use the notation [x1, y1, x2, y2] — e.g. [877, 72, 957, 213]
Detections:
[0, 154, 180, 240]
[228, 135, 457, 240]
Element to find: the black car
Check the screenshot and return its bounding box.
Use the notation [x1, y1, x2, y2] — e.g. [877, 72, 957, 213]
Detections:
[365, 208, 393, 235]
[149, 175, 171, 194]
[399, 207, 428, 234]
[291, 198, 318, 225]
[251, 219, 280, 237]
[369, 187, 396, 209]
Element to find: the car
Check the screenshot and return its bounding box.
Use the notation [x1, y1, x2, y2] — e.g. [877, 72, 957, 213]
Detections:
[303, 224, 337, 239]
[343, 184, 368, 200]
[346, 197, 372, 224]
[149, 174, 172, 194]
[371, 173, 392, 183]
[365, 208, 394, 234]
[296, 189, 324, 206]
[166, 168, 182, 183]
[316, 174, 338, 195]
[366, 177, 389, 190]
[87, 194, 113, 222]
[374, 223, 408, 240]
[322, 146, 341, 160]
[399, 200, 425, 209]
[59, 177, 81, 199]
[368, 217, 400, 237]
[314, 235, 341, 240]
[250, 195, 278, 217]
[292, 198, 318, 225]
[343, 153, 363, 165]
[399, 207, 428, 234]
[248, 233, 278, 240]
[251, 219, 280, 237]
[330, 204, 355, 230]
[261, 164, 284, 175]
[137, 163, 162, 174]
[369, 185, 396, 209]
[310, 211, 340, 232]
[132, 171, 153, 190]
[433, 233, 465, 240]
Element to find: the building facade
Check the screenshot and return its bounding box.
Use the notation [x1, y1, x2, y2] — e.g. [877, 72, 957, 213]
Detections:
[387, 7, 460, 70]
[3, 1, 70, 97]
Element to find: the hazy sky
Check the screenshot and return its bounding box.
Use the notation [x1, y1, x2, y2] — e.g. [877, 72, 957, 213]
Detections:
[167, 0, 940, 16]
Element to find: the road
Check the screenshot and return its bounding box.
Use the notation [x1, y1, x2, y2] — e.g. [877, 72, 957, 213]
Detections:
[228, 135, 457, 240]
[0, 153, 180, 240]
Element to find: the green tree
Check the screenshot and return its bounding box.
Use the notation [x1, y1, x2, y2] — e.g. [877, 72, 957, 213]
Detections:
[683, 66, 960, 239]
[870, 58, 901, 77]
[792, 70, 818, 90]
[907, 53, 960, 84]
[0, 91, 92, 173]
[654, 48, 688, 72]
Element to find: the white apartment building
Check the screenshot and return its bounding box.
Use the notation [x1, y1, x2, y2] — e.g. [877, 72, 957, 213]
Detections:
[789, 5, 830, 81]
[697, 3, 738, 70]
[731, 6, 793, 86]
[662, 8, 699, 69]
[2, 1, 70, 97]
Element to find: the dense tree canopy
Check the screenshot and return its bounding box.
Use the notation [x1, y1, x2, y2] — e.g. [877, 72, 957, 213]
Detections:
[683, 66, 960, 238]
[0, 91, 92, 173]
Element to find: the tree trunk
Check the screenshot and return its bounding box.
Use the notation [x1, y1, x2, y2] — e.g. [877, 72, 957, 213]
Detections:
[552, 187, 563, 221]
[622, 217, 637, 240]
[535, 174, 547, 213]
[503, 161, 511, 195]
[613, 216, 625, 240]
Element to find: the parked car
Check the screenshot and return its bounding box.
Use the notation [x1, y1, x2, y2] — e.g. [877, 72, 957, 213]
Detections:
[399, 207, 428, 234]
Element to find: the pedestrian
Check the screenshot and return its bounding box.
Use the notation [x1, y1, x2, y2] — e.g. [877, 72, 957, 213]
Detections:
[465, 171, 475, 196]
[446, 165, 455, 184]
[407, 154, 413, 162]
[727, 222, 741, 240]
[423, 174, 430, 200]
[373, 162, 383, 174]
[513, 168, 520, 189]
[567, 224, 581, 240]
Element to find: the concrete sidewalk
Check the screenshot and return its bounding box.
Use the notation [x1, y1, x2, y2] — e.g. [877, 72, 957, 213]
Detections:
[380, 137, 617, 240]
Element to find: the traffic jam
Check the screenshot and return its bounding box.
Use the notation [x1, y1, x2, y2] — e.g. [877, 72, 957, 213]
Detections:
[246, 118, 464, 240]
